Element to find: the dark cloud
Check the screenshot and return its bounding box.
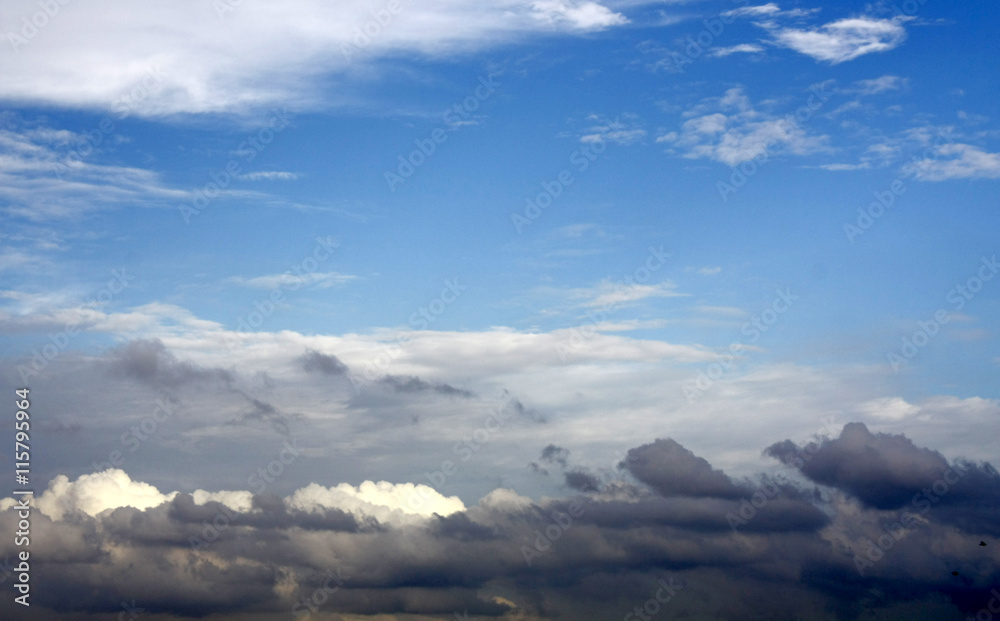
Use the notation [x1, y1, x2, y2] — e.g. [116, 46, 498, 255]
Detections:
[378, 374, 474, 397]
[224, 393, 298, 435]
[298, 348, 348, 376]
[3, 425, 999, 620]
[540, 444, 569, 468]
[622, 438, 746, 499]
[107, 338, 233, 388]
[564, 469, 600, 492]
[766, 422, 1000, 534]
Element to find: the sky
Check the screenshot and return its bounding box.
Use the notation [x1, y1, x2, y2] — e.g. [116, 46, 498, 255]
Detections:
[0, 0, 999, 619]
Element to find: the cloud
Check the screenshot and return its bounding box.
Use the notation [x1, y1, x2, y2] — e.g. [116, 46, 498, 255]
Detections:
[709, 43, 765, 57]
[580, 114, 647, 145]
[851, 75, 908, 95]
[15, 469, 177, 521]
[299, 348, 349, 376]
[541, 444, 570, 468]
[764, 16, 909, 64]
[722, 4, 781, 18]
[905, 143, 1000, 181]
[623, 438, 745, 499]
[669, 87, 827, 166]
[579, 280, 686, 308]
[376, 374, 474, 397]
[238, 170, 299, 181]
[765, 422, 1000, 533]
[227, 271, 356, 289]
[3, 426, 995, 619]
[285, 480, 466, 523]
[108, 338, 233, 388]
[0, 0, 627, 117]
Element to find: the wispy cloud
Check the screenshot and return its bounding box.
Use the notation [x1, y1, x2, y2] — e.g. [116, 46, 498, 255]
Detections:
[238, 171, 299, 181]
[710, 43, 765, 57]
[227, 272, 357, 289]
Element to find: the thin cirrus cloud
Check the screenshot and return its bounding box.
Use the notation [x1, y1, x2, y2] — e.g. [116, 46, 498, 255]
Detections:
[0, 0, 628, 117]
[226, 271, 357, 289]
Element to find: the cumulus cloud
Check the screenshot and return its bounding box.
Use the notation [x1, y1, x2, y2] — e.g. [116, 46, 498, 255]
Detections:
[286, 480, 466, 523]
[2, 427, 996, 619]
[623, 438, 745, 499]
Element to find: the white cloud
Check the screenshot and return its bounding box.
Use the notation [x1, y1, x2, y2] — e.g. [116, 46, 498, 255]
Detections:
[670, 87, 827, 166]
[285, 480, 465, 524]
[0, 0, 627, 117]
[580, 114, 646, 145]
[696, 266, 722, 275]
[851, 75, 908, 95]
[905, 143, 1000, 181]
[239, 171, 299, 181]
[710, 43, 765, 57]
[855, 396, 920, 421]
[227, 271, 356, 289]
[723, 3, 781, 18]
[766, 16, 909, 64]
[579, 280, 686, 308]
[530, 0, 628, 29]
[13, 469, 178, 521]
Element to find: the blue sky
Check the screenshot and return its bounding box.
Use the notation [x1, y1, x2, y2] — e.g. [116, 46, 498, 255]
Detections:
[1, 1, 1000, 619]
